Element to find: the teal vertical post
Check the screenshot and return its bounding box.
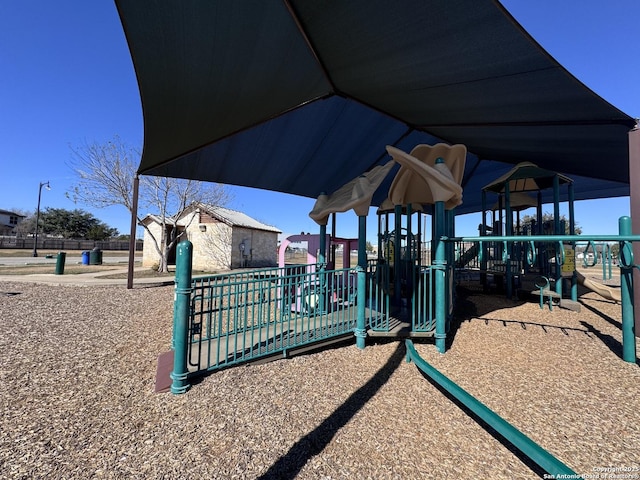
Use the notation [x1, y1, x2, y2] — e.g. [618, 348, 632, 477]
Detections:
[480, 191, 488, 290]
[435, 229, 447, 353]
[318, 224, 326, 265]
[445, 208, 455, 330]
[569, 184, 577, 301]
[355, 215, 367, 349]
[394, 204, 402, 307]
[171, 241, 193, 394]
[377, 213, 382, 263]
[505, 184, 513, 299]
[537, 190, 544, 273]
[318, 224, 326, 313]
[417, 210, 422, 267]
[619, 216, 636, 363]
[407, 204, 413, 314]
[553, 176, 562, 297]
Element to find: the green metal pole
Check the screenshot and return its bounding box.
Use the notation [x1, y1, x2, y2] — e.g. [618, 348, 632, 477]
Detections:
[569, 183, 577, 301]
[318, 224, 326, 313]
[619, 216, 637, 363]
[355, 215, 367, 349]
[318, 224, 326, 265]
[553, 176, 562, 297]
[171, 241, 193, 394]
[446, 208, 455, 328]
[394, 204, 402, 307]
[480, 190, 488, 290]
[407, 203, 413, 312]
[434, 199, 446, 353]
[537, 190, 544, 273]
[505, 183, 513, 299]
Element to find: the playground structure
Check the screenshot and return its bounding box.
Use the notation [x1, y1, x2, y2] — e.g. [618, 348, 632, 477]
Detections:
[169, 143, 639, 398]
[277, 233, 359, 314]
[166, 145, 639, 479]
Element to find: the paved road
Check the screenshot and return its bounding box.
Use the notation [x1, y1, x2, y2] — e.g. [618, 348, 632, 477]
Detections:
[0, 254, 140, 266]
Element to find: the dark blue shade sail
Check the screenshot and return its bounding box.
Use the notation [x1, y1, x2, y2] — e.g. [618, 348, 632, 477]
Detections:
[115, 0, 636, 214]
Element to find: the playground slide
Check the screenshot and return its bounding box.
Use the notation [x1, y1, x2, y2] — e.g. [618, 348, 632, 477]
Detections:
[309, 160, 395, 225]
[576, 271, 621, 303]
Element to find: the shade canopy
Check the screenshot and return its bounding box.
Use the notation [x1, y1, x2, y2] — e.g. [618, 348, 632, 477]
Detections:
[115, 0, 636, 215]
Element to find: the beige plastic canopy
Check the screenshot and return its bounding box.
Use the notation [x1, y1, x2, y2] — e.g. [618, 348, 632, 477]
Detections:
[491, 191, 537, 211]
[386, 144, 466, 210]
[483, 162, 573, 194]
[309, 143, 466, 224]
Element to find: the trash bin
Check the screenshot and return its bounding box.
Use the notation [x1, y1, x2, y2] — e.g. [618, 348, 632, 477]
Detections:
[81, 251, 90, 265]
[89, 247, 103, 265]
[55, 252, 66, 275]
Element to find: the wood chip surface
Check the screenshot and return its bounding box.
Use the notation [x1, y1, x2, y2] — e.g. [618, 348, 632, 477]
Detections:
[1, 279, 638, 479]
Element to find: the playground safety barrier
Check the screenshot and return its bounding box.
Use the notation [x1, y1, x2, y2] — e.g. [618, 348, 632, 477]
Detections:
[405, 339, 581, 478]
[170, 242, 388, 393]
[170, 218, 639, 394]
[446, 216, 638, 364]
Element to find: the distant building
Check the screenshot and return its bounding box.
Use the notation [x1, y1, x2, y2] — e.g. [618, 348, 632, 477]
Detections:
[0, 209, 26, 236]
[140, 203, 281, 271]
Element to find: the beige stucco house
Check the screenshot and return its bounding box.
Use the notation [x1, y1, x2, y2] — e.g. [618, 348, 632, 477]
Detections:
[140, 203, 281, 271]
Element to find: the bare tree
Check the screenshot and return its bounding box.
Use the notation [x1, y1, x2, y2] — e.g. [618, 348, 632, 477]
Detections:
[67, 136, 231, 272]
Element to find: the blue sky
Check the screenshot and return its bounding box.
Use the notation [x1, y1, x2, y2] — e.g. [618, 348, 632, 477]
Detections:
[1, 1, 638, 242]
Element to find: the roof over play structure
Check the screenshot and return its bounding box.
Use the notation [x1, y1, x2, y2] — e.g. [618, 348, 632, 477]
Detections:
[115, 0, 637, 216]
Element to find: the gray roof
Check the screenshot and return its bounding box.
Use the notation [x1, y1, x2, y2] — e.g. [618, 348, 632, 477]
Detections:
[140, 204, 281, 233]
[201, 205, 281, 233]
[0, 209, 26, 217]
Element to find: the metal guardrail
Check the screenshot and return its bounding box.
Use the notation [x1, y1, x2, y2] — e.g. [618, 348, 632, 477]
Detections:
[405, 339, 581, 479]
[170, 242, 390, 393]
[412, 266, 436, 332]
[449, 220, 638, 363]
[366, 260, 391, 332]
[186, 265, 361, 374]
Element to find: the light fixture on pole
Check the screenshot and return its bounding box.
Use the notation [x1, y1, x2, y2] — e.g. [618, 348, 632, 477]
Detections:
[32, 181, 51, 257]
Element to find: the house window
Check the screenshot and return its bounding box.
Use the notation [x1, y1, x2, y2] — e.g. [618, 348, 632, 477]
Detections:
[9, 216, 18, 225]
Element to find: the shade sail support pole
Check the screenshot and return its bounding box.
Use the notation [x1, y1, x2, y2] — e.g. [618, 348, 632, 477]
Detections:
[629, 126, 640, 336]
[127, 175, 140, 290]
[355, 215, 367, 349]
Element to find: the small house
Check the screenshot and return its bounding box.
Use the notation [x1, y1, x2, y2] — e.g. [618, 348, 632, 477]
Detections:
[0, 209, 26, 236]
[140, 203, 281, 271]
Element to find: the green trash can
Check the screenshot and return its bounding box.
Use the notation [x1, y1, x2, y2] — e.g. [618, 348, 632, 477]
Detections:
[55, 252, 66, 275]
[89, 248, 103, 265]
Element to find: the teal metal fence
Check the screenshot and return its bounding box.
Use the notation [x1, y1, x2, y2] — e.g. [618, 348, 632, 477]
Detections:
[367, 259, 391, 331]
[170, 244, 393, 392]
[170, 217, 639, 394]
[412, 266, 436, 332]
[186, 265, 363, 373]
[445, 215, 638, 361]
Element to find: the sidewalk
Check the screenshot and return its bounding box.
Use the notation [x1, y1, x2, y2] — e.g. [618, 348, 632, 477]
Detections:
[0, 266, 175, 287]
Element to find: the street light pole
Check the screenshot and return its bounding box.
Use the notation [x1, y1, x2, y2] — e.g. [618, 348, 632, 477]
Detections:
[32, 181, 50, 257]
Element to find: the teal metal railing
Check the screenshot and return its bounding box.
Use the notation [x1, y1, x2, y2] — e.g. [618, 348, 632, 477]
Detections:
[405, 340, 581, 478]
[412, 266, 436, 332]
[366, 259, 391, 331]
[171, 243, 394, 392]
[578, 240, 614, 281]
[446, 215, 638, 361]
[187, 265, 361, 373]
